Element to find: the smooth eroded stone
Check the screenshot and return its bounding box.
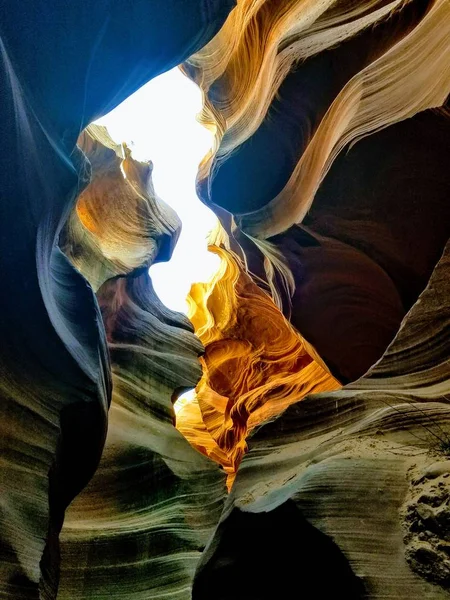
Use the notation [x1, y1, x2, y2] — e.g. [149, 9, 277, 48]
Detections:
[193, 241, 450, 599]
[0, 1, 235, 596]
[58, 272, 227, 600]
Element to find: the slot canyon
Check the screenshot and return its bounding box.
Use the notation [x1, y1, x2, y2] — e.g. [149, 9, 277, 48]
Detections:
[1, 1, 450, 598]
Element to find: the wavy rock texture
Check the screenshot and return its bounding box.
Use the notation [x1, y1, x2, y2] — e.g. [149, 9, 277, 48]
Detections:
[193, 240, 450, 599]
[184, 0, 450, 381]
[187, 0, 449, 234]
[0, 36, 111, 600]
[0, 1, 234, 598]
[233, 225, 408, 382]
[59, 273, 226, 600]
[58, 128, 227, 600]
[177, 245, 340, 486]
[62, 125, 182, 291]
[1, 0, 450, 598]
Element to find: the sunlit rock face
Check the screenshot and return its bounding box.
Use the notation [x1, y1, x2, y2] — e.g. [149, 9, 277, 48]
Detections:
[180, 2, 449, 596]
[194, 241, 450, 599]
[59, 131, 227, 599]
[184, 0, 450, 381]
[177, 245, 340, 487]
[0, 1, 234, 598]
[1, 0, 450, 599]
[62, 125, 182, 291]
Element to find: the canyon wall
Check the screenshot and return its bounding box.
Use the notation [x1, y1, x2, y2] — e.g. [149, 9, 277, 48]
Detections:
[0, 1, 449, 598]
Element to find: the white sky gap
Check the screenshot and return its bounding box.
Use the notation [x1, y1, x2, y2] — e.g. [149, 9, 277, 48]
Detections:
[95, 68, 220, 314]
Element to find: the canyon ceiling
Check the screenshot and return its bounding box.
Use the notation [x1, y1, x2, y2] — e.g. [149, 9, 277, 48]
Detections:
[0, 1, 449, 599]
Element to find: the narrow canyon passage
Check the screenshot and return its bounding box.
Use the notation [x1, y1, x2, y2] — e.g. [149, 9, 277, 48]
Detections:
[59, 5, 450, 591]
[56, 70, 345, 598]
[81, 68, 343, 489]
[1, 1, 449, 599]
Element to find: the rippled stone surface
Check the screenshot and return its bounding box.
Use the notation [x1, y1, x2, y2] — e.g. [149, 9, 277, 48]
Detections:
[0, 2, 234, 597]
[178, 245, 340, 487]
[59, 272, 226, 600]
[1, 0, 449, 598]
[184, 0, 450, 382]
[194, 241, 450, 598]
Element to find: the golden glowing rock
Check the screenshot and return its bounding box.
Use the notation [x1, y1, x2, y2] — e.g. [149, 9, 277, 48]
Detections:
[193, 241, 450, 599]
[176, 245, 340, 487]
[62, 125, 181, 291]
[1, 0, 449, 597]
[186, 0, 450, 238]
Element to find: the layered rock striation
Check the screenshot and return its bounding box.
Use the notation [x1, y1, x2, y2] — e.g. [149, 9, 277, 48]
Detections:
[184, 0, 450, 381]
[0, 2, 234, 597]
[58, 128, 227, 599]
[178, 244, 340, 487]
[193, 240, 450, 599]
[0, 0, 449, 598]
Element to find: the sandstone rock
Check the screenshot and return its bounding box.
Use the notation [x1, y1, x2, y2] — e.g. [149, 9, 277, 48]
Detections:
[1, 1, 449, 598]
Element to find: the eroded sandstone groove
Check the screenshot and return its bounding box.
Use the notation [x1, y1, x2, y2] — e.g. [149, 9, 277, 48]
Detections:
[1, 0, 449, 598]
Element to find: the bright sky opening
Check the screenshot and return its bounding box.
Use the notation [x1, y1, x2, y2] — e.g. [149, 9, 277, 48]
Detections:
[95, 67, 220, 314]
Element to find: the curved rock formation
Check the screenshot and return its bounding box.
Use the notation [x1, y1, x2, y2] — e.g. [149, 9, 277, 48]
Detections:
[59, 272, 226, 600]
[58, 131, 227, 599]
[1, 0, 449, 598]
[234, 225, 407, 382]
[184, 0, 450, 381]
[193, 240, 450, 599]
[62, 125, 181, 290]
[177, 244, 340, 486]
[187, 0, 449, 232]
[0, 2, 234, 598]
